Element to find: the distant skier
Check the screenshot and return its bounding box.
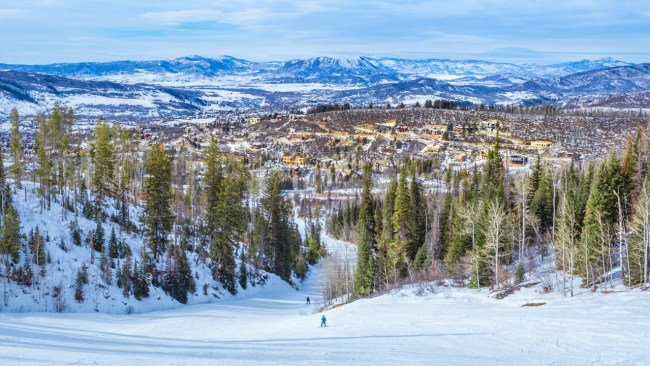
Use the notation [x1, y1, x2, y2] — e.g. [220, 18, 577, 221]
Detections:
[307, 296, 310, 304]
[320, 314, 327, 327]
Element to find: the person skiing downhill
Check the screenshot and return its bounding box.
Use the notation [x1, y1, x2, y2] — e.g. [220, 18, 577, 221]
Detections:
[320, 314, 327, 327]
[307, 296, 310, 304]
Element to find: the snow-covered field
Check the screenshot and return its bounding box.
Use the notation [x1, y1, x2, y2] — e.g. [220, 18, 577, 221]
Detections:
[1, 278, 649, 365]
[1, 224, 650, 365]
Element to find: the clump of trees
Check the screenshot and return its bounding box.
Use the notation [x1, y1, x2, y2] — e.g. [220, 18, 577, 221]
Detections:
[350, 128, 650, 298]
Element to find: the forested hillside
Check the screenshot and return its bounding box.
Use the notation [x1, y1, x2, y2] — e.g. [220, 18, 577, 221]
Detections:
[0, 105, 325, 312]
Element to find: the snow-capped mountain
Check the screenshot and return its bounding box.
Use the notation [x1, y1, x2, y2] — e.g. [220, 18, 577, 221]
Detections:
[0, 55, 647, 119]
[0, 55, 254, 79]
[533, 57, 633, 77]
[0, 55, 632, 85]
[269, 56, 399, 85]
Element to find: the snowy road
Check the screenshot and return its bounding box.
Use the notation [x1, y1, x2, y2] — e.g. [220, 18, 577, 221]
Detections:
[1, 232, 649, 365]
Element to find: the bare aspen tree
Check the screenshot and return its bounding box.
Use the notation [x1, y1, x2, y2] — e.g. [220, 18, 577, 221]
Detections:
[483, 199, 509, 290]
[556, 179, 578, 296]
[630, 178, 650, 285]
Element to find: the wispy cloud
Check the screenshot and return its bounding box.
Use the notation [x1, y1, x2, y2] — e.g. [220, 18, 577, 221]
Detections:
[1, 1, 650, 64]
[0, 8, 31, 19]
[142, 9, 222, 25]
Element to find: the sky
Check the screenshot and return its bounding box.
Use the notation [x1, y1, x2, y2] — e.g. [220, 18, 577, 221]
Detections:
[0, 0, 649, 65]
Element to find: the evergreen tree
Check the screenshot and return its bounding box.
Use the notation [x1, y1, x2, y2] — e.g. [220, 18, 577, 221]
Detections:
[528, 155, 542, 205]
[93, 219, 104, 253]
[35, 116, 54, 207]
[392, 166, 415, 276]
[74, 269, 85, 302]
[132, 260, 150, 300]
[74, 264, 89, 303]
[438, 193, 454, 260]
[239, 250, 248, 290]
[108, 228, 118, 259]
[142, 144, 174, 262]
[354, 163, 376, 296]
[580, 164, 609, 284]
[377, 178, 397, 284]
[9, 108, 23, 189]
[91, 120, 115, 218]
[0, 155, 11, 215]
[99, 246, 112, 285]
[410, 166, 426, 254]
[530, 169, 554, 230]
[263, 171, 293, 282]
[163, 245, 195, 304]
[1, 204, 21, 306]
[203, 140, 247, 295]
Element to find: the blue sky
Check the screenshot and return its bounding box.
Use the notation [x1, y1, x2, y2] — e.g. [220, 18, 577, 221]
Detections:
[1, 0, 649, 64]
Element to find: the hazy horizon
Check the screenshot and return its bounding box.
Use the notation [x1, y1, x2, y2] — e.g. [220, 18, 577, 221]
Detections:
[1, 1, 649, 65]
[0, 53, 641, 67]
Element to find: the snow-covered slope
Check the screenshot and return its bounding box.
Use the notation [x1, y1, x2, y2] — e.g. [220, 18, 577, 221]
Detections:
[0, 70, 265, 118]
[1, 182, 284, 314]
[0, 274, 648, 365]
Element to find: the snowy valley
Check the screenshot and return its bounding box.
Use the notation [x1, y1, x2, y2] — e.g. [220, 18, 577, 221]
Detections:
[1, 56, 649, 120]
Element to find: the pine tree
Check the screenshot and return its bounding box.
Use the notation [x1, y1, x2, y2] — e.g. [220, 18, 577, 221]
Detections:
[74, 264, 88, 302]
[93, 220, 104, 253]
[132, 260, 150, 300]
[91, 120, 115, 218]
[9, 108, 23, 189]
[142, 144, 174, 262]
[203, 140, 247, 294]
[239, 250, 248, 290]
[528, 155, 542, 205]
[392, 166, 415, 277]
[1, 204, 21, 306]
[580, 164, 609, 284]
[410, 166, 426, 255]
[263, 171, 293, 282]
[620, 134, 640, 220]
[163, 245, 195, 304]
[354, 163, 376, 296]
[35, 115, 54, 207]
[530, 169, 554, 230]
[438, 192, 454, 260]
[0, 155, 11, 215]
[377, 178, 397, 285]
[108, 228, 118, 259]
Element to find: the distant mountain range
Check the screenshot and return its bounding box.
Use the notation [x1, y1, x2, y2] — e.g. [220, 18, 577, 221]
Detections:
[0, 55, 647, 120]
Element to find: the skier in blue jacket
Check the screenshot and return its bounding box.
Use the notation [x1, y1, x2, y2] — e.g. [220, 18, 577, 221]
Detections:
[320, 314, 327, 327]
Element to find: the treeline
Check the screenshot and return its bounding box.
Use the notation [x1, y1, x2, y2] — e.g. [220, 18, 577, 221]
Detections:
[305, 100, 648, 119]
[348, 130, 650, 297]
[307, 103, 352, 114]
[1, 105, 325, 307]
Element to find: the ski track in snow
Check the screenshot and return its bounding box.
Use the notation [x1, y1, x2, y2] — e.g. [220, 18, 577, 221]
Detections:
[1, 229, 650, 364]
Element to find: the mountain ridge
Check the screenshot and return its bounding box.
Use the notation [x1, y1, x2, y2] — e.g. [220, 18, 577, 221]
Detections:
[0, 56, 647, 119]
